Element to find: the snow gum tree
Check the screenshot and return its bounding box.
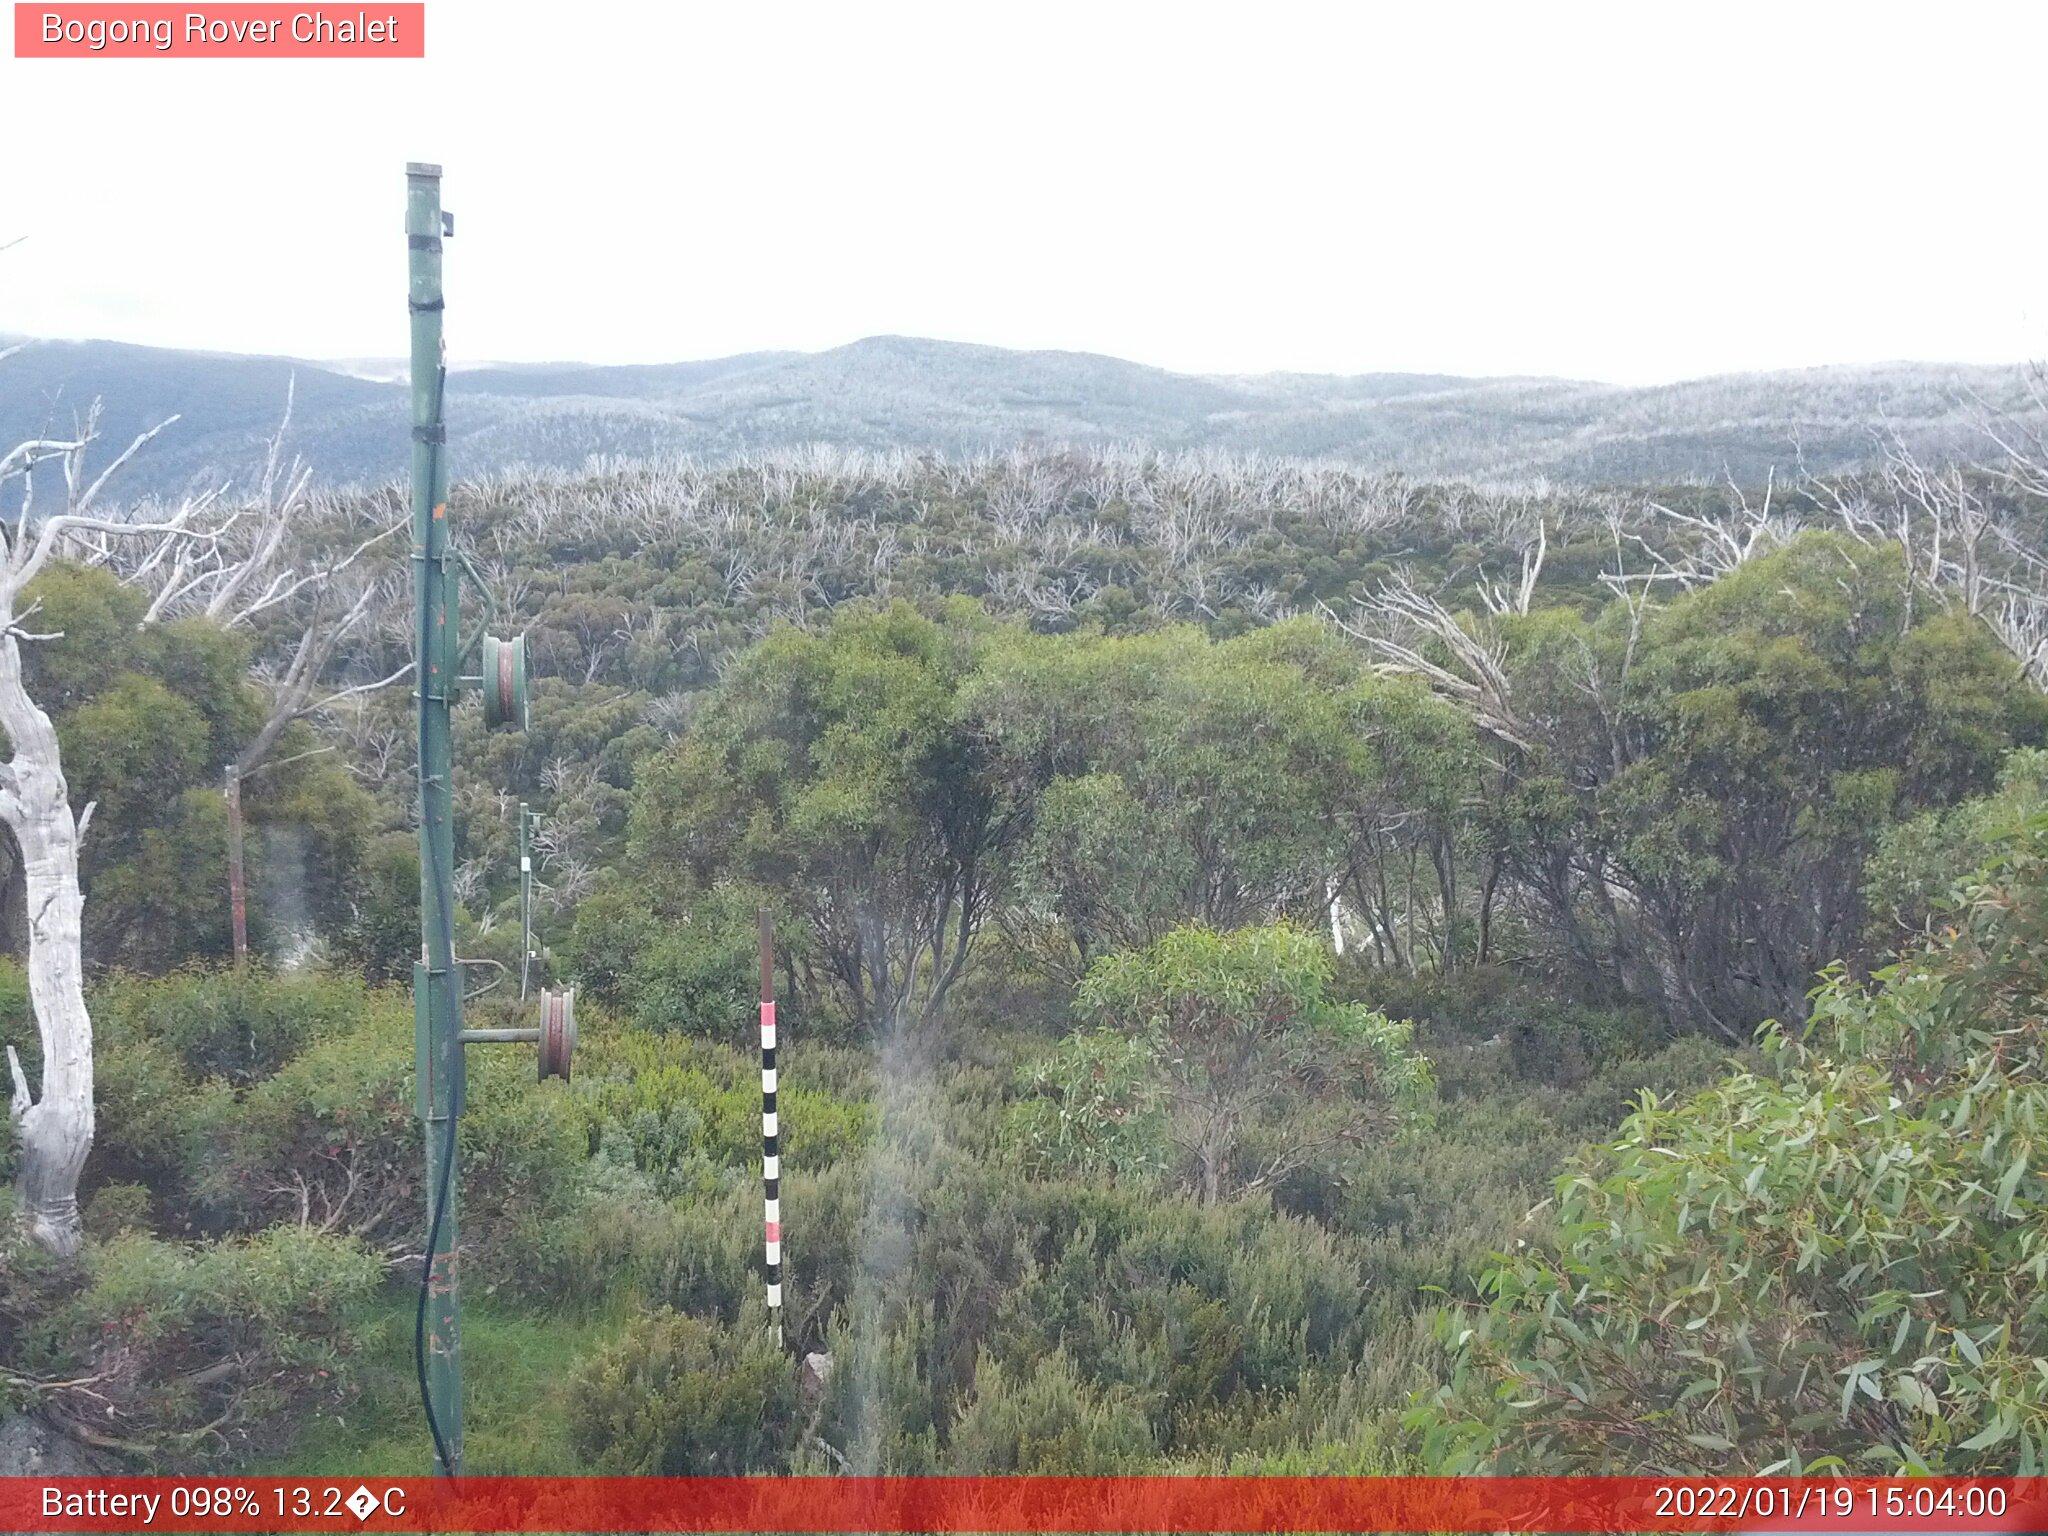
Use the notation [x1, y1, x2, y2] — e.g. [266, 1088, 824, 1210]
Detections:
[1, 372, 383, 1255]
[0, 403, 200, 1253]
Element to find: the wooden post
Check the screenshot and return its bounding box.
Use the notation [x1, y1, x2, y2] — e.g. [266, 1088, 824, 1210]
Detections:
[225, 766, 247, 967]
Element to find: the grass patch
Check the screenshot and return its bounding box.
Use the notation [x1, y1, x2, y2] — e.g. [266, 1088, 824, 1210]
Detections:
[271, 1292, 625, 1476]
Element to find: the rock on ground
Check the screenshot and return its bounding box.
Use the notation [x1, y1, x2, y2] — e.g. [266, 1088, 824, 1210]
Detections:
[0, 1412, 116, 1476]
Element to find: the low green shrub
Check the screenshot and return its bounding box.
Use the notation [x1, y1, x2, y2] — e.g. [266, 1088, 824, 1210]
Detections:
[84, 1181, 154, 1240]
[521, 1181, 755, 1321]
[86, 971, 588, 1283]
[574, 1027, 872, 1188]
[947, 1349, 1156, 1472]
[27, 1225, 381, 1466]
[194, 996, 416, 1244]
[95, 968, 374, 1086]
[566, 1299, 795, 1473]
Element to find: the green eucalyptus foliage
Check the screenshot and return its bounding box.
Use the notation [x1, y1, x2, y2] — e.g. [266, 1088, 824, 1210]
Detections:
[331, 831, 421, 985]
[631, 599, 1017, 1036]
[1864, 746, 2048, 942]
[1073, 924, 1432, 1205]
[2, 563, 373, 972]
[612, 542, 2027, 1050]
[967, 617, 1494, 977]
[1004, 1028, 1170, 1182]
[559, 885, 657, 1008]
[8, 464, 2043, 1482]
[1422, 811, 2048, 1475]
[1498, 534, 2046, 1037]
[450, 676, 657, 944]
[968, 621, 1389, 968]
[565, 880, 777, 1040]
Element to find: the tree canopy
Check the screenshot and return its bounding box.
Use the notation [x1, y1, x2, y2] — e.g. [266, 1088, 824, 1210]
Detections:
[6, 564, 373, 972]
[1424, 803, 2048, 1476]
[6, 446, 2047, 1481]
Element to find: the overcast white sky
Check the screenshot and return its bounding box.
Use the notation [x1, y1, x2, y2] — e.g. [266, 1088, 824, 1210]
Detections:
[2, 1, 2042, 384]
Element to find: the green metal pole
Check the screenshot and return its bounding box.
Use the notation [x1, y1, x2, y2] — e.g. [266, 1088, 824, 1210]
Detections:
[407, 160, 464, 1479]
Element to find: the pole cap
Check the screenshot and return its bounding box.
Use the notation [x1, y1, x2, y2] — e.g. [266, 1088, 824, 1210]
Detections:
[406, 161, 444, 178]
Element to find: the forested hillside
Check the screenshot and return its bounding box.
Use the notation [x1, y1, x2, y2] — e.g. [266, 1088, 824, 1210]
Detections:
[2, 333, 2030, 499]
[3, 435, 2046, 1477]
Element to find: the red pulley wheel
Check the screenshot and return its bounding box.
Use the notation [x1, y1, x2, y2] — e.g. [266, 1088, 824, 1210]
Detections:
[538, 986, 576, 1081]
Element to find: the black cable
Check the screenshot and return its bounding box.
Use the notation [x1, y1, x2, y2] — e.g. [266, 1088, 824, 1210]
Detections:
[413, 361, 461, 1480]
[416, 1093, 459, 1476]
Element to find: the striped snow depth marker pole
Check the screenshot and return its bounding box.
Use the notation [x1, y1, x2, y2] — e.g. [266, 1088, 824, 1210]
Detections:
[759, 908, 782, 1348]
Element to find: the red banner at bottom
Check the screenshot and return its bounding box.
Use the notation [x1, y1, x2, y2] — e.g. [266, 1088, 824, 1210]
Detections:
[8, 1476, 2046, 1533]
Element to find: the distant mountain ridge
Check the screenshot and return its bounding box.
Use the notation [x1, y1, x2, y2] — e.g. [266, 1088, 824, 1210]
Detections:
[0, 332, 2029, 501]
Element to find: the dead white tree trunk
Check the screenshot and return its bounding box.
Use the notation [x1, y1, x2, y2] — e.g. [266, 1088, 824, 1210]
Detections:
[0, 374, 393, 1252]
[0, 401, 227, 1254]
[1811, 378, 2048, 686]
[0, 625, 93, 1255]
[1475, 520, 1546, 616]
[1328, 575, 1536, 752]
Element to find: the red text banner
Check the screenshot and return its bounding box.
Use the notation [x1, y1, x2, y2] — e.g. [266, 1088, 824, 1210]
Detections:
[13, 4, 425, 57]
[5, 1476, 2047, 1533]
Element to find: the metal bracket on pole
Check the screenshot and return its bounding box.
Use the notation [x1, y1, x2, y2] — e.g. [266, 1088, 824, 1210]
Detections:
[457, 988, 575, 1079]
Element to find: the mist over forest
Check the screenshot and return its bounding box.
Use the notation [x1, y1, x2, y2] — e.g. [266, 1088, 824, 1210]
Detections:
[1, 332, 2029, 497]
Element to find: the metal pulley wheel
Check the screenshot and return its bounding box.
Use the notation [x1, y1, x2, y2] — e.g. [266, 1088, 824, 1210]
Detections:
[482, 633, 529, 731]
[537, 986, 576, 1081]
